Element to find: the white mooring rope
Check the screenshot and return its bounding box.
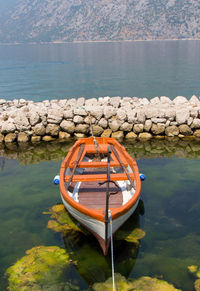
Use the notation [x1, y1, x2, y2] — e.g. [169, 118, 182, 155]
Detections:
[108, 210, 116, 291]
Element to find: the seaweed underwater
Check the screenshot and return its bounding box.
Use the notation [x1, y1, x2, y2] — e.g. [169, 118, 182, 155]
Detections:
[1, 139, 200, 290]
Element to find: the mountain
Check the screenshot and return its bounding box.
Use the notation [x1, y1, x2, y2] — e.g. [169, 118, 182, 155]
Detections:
[0, 0, 199, 43]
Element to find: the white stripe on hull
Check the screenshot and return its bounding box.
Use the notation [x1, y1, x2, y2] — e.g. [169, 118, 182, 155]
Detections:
[61, 193, 139, 240]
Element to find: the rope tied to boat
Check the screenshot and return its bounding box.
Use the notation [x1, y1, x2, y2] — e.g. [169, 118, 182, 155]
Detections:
[109, 210, 116, 291]
[88, 112, 101, 159]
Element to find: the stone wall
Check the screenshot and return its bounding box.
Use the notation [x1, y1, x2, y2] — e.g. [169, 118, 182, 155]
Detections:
[0, 95, 200, 143]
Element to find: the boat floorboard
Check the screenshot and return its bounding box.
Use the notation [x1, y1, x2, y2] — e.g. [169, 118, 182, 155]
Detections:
[78, 181, 123, 209]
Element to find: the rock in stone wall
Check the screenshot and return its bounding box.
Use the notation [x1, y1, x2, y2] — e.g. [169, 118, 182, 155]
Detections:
[0, 95, 200, 143]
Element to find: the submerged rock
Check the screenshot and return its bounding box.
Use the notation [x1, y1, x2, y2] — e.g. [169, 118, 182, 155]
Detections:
[93, 273, 181, 291]
[44, 204, 84, 235]
[188, 264, 200, 291]
[6, 246, 77, 291]
[116, 227, 145, 244]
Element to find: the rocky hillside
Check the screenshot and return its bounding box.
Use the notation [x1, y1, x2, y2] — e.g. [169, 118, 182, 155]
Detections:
[0, 0, 199, 43]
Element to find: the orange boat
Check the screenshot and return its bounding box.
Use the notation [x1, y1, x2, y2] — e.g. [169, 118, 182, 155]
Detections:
[59, 137, 141, 255]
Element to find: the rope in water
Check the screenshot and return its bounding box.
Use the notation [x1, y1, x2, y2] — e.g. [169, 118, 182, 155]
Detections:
[109, 210, 116, 291]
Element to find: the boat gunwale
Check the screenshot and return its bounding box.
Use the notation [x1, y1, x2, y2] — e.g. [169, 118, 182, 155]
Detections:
[59, 137, 141, 222]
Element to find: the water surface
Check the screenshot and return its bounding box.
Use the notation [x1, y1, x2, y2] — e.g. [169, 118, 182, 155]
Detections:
[0, 140, 200, 290]
[0, 40, 200, 101]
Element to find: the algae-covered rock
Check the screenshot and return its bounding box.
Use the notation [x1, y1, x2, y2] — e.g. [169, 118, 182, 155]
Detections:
[116, 227, 145, 244]
[195, 279, 200, 291]
[188, 265, 200, 278]
[6, 246, 78, 291]
[44, 204, 85, 236]
[188, 264, 200, 291]
[93, 273, 181, 291]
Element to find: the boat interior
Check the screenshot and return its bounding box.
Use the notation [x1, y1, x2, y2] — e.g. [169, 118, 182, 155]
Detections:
[64, 152, 136, 209]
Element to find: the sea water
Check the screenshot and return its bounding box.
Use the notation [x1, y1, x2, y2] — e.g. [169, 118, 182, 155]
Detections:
[0, 40, 200, 101]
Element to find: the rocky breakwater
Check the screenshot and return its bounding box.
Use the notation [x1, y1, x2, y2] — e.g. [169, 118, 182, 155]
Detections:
[0, 95, 200, 143]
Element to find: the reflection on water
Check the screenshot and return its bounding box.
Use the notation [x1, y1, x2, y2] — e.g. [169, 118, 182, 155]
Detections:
[61, 202, 144, 286]
[1, 138, 200, 165]
[0, 140, 200, 290]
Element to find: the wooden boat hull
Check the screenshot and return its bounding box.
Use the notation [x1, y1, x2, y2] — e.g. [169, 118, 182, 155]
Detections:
[61, 194, 140, 255]
[59, 137, 141, 255]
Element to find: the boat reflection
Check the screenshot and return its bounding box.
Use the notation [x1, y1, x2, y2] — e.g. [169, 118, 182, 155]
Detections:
[61, 200, 145, 285]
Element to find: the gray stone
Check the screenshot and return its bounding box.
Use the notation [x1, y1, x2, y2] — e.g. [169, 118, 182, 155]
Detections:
[144, 119, 152, 132]
[14, 114, 30, 131]
[67, 98, 77, 107]
[84, 115, 96, 124]
[75, 124, 89, 134]
[187, 117, 193, 126]
[42, 135, 56, 142]
[28, 111, 40, 126]
[136, 110, 145, 123]
[194, 130, 200, 137]
[138, 132, 152, 140]
[190, 108, 198, 118]
[101, 129, 112, 137]
[47, 109, 63, 124]
[170, 121, 178, 126]
[189, 95, 200, 106]
[133, 124, 144, 133]
[17, 132, 29, 143]
[58, 99, 67, 107]
[117, 109, 126, 121]
[179, 124, 192, 135]
[176, 109, 190, 124]
[173, 96, 188, 105]
[63, 109, 74, 119]
[150, 97, 160, 104]
[191, 118, 200, 129]
[111, 131, 124, 139]
[33, 123, 46, 136]
[91, 125, 104, 136]
[74, 133, 86, 138]
[151, 123, 165, 135]
[46, 124, 60, 136]
[120, 122, 133, 132]
[1, 120, 16, 134]
[160, 96, 172, 104]
[151, 118, 167, 124]
[109, 120, 120, 132]
[85, 98, 98, 106]
[4, 133, 17, 143]
[89, 107, 104, 120]
[165, 126, 179, 137]
[31, 135, 41, 142]
[0, 99, 6, 105]
[98, 118, 108, 129]
[76, 97, 85, 106]
[59, 131, 71, 139]
[127, 110, 137, 123]
[164, 108, 176, 119]
[145, 107, 159, 119]
[109, 96, 121, 108]
[139, 98, 149, 105]
[73, 115, 84, 124]
[60, 120, 75, 133]
[0, 133, 4, 142]
[73, 108, 87, 116]
[104, 106, 117, 119]
[125, 132, 137, 139]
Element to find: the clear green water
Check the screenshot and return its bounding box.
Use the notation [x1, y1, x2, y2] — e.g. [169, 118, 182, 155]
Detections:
[0, 40, 200, 101]
[0, 140, 200, 290]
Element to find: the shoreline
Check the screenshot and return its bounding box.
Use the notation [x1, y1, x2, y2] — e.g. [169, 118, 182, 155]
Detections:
[0, 38, 200, 46]
[1, 95, 200, 144]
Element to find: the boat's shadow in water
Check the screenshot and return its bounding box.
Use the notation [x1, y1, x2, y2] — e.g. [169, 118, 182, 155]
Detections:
[62, 200, 145, 285]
